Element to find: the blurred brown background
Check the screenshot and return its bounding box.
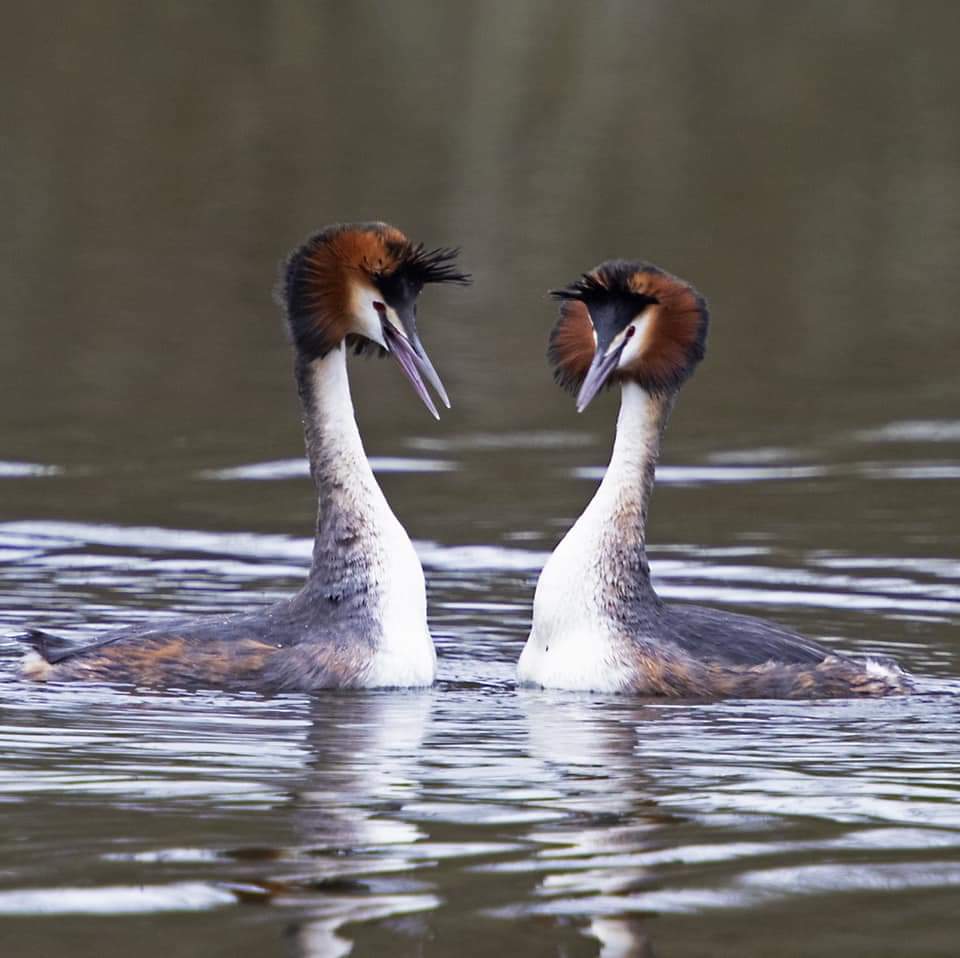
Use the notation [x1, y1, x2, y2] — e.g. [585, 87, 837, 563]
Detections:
[1, 1, 958, 546]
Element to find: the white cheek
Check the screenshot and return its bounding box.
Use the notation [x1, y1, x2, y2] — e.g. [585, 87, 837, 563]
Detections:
[350, 284, 389, 349]
[617, 313, 652, 368]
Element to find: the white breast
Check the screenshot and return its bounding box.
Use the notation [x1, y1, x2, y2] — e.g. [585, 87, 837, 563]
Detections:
[517, 520, 633, 693]
[361, 506, 436, 688]
[305, 350, 436, 689]
[517, 384, 662, 693]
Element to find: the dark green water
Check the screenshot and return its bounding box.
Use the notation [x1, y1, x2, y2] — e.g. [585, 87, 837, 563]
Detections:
[2, 3, 960, 955]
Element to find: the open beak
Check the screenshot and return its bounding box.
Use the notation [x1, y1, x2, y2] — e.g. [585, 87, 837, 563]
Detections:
[382, 321, 443, 419]
[408, 333, 450, 409]
[576, 340, 624, 412]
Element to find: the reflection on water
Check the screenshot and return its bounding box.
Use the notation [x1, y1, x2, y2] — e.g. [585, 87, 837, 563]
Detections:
[1, 471, 959, 955]
[201, 457, 459, 480]
[0, 461, 61, 478]
[3, 1, 960, 955]
[1, 421, 959, 957]
[856, 421, 960, 444]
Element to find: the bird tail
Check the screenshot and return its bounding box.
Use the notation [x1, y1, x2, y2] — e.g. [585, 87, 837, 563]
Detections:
[15, 629, 75, 663]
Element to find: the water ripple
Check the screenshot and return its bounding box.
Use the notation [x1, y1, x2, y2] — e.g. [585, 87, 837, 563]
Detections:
[0, 483, 957, 954]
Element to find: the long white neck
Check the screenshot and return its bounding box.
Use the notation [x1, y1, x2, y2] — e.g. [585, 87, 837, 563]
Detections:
[519, 383, 672, 690]
[303, 345, 368, 471]
[298, 347, 389, 565]
[293, 347, 434, 686]
[579, 382, 670, 559]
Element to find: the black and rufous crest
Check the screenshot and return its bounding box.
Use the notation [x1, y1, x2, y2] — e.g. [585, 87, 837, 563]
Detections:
[280, 222, 470, 359]
[548, 260, 709, 395]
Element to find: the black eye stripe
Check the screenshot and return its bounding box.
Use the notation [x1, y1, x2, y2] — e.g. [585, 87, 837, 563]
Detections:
[373, 272, 416, 317]
[584, 293, 652, 346]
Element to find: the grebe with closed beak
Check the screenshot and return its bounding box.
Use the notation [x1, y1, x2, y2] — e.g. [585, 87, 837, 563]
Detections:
[19, 222, 469, 690]
[517, 259, 910, 698]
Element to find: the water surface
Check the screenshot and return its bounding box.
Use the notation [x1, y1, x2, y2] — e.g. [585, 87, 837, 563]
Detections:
[2, 3, 960, 955]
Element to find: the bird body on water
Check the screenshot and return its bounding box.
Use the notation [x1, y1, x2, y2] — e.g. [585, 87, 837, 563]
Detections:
[18, 222, 469, 691]
[518, 259, 910, 698]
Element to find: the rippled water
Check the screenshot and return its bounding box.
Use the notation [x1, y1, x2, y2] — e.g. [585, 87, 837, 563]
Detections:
[4, 2, 960, 955]
[2, 426, 960, 956]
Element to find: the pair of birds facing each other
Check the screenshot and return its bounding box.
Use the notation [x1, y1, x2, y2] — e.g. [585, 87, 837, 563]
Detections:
[17, 221, 911, 699]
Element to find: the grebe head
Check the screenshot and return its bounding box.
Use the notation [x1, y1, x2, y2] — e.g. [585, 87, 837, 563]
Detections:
[280, 221, 470, 417]
[549, 260, 709, 412]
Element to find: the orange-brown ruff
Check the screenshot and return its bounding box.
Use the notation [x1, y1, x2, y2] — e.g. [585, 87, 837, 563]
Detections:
[285, 221, 466, 359]
[289, 223, 408, 355]
[18, 221, 468, 691]
[549, 262, 707, 396]
[519, 258, 910, 699]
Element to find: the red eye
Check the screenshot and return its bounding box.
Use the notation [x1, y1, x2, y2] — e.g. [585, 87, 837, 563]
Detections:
[373, 301, 386, 315]
[624, 325, 636, 339]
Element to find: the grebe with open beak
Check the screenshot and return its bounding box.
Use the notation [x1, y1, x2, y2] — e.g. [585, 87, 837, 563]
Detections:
[19, 222, 469, 690]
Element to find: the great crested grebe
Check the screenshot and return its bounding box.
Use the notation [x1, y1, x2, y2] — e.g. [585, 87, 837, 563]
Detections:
[517, 259, 910, 698]
[19, 221, 469, 691]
